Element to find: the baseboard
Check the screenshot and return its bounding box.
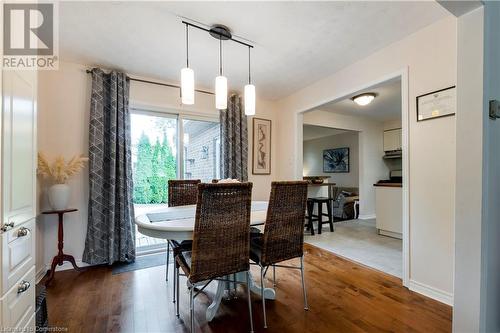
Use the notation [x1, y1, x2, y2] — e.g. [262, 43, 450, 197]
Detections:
[45, 259, 92, 274]
[36, 266, 47, 284]
[409, 279, 453, 306]
[358, 214, 376, 220]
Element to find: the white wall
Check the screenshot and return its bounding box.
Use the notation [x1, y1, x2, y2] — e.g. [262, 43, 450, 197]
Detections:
[37, 62, 91, 277]
[275, 16, 457, 303]
[303, 110, 387, 218]
[36, 61, 278, 274]
[303, 131, 360, 187]
[453, 7, 484, 332]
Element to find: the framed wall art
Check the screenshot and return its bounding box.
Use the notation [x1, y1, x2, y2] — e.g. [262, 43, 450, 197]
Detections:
[323, 147, 350, 173]
[416, 86, 456, 122]
[252, 118, 271, 175]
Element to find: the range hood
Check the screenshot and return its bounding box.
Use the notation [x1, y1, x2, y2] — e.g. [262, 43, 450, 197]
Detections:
[383, 150, 402, 159]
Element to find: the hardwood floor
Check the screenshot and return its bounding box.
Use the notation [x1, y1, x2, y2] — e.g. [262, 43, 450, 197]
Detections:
[44, 244, 451, 333]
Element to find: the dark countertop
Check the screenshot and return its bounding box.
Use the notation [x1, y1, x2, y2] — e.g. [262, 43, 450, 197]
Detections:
[373, 183, 402, 188]
[308, 183, 337, 187]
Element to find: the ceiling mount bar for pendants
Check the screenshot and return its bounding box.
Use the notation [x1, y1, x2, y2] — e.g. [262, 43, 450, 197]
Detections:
[181, 20, 254, 49]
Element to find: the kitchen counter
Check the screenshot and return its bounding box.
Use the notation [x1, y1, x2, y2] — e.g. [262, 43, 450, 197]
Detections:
[373, 183, 402, 188]
[375, 185, 402, 239]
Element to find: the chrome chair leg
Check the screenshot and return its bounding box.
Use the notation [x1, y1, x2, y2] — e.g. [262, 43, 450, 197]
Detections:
[300, 256, 309, 310]
[233, 273, 237, 297]
[176, 265, 180, 317]
[246, 271, 255, 333]
[166, 241, 170, 281]
[260, 266, 267, 328]
[272, 265, 276, 287]
[173, 262, 176, 303]
[190, 284, 194, 333]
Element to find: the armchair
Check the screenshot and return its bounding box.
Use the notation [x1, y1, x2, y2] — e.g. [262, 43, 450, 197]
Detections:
[331, 187, 359, 220]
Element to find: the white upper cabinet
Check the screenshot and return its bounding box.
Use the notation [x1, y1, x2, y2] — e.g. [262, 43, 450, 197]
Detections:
[2, 71, 37, 227]
[383, 128, 402, 152]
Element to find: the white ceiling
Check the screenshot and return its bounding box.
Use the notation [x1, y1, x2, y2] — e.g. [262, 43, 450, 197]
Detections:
[303, 125, 350, 141]
[315, 77, 402, 122]
[59, 1, 449, 100]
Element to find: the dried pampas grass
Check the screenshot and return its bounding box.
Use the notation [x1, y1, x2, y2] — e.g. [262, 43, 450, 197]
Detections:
[38, 153, 88, 184]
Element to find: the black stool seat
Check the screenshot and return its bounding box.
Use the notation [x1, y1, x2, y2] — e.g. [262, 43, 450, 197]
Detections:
[309, 197, 330, 202]
[306, 197, 334, 235]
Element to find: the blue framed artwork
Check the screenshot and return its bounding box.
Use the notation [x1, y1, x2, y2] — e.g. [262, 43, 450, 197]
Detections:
[323, 147, 350, 173]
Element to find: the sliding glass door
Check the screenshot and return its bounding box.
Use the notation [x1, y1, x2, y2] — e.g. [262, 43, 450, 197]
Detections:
[130, 110, 220, 253]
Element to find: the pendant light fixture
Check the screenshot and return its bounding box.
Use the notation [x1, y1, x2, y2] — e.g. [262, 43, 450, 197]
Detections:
[244, 46, 255, 116]
[181, 24, 194, 105]
[215, 37, 228, 109]
[180, 21, 254, 110]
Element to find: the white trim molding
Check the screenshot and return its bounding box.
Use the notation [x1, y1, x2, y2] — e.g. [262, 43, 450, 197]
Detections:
[36, 267, 47, 284]
[43, 259, 92, 277]
[358, 214, 376, 220]
[409, 279, 454, 306]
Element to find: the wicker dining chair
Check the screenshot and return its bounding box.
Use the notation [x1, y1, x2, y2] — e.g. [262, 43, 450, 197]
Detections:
[175, 182, 254, 333]
[249, 181, 309, 328]
[166, 180, 200, 299]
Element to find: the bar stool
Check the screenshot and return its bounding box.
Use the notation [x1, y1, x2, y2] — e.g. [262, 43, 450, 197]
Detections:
[306, 197, 334, 234]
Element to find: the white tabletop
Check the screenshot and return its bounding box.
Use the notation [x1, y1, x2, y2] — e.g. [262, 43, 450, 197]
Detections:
[135, 201, 268, 240]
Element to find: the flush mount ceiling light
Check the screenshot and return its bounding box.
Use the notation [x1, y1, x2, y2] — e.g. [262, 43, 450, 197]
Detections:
[180, 21, 256, 114]
[351, 93, 376, 106]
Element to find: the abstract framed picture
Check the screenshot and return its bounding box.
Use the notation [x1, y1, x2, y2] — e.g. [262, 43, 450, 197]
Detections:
[323, 147, 350, 173]
[252, 118, 271, 175]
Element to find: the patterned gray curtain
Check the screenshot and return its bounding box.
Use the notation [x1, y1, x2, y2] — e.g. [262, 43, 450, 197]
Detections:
[83, 68, 135, 265]
[220, 95, 248, 181]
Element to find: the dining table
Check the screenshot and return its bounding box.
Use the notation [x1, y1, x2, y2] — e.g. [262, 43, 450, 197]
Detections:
[135, 201, 275, 322]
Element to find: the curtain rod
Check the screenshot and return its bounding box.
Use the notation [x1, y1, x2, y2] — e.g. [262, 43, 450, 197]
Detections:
[85, 70, 214, 96]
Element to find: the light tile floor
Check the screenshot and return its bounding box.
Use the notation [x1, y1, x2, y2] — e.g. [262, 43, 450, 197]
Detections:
[305, 219, 403, 278]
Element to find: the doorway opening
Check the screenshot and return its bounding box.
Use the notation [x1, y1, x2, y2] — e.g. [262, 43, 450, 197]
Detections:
[300, 72, 409, 284]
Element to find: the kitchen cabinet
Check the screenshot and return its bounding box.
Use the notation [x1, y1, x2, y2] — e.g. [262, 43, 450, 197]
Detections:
[383, 128, 402, 152]
[0, 70, 37, 331]
[375, 185, 402, 239]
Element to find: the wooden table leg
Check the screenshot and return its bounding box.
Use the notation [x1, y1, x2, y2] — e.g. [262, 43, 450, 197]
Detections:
[45, 256, 60, 286]
[45, 212, 83, 286]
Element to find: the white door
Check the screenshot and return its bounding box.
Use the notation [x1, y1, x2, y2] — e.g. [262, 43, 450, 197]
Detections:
[2, 70, 37, 227]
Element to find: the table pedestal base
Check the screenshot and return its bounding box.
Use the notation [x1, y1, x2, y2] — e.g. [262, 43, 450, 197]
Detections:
[205, 271, 276, 322]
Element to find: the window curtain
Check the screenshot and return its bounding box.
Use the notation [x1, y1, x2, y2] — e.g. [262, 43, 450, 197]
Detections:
[83, 68, 135, 265]
[220, 95, 248, 181]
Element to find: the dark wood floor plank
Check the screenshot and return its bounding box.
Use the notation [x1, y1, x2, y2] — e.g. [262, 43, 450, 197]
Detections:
[44, 244, 451, 333]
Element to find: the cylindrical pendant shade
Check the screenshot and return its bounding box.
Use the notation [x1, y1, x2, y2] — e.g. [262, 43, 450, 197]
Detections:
[181, 67, 195, 105]
[244, 84, 255, 116]
[215, 76, 227, 109]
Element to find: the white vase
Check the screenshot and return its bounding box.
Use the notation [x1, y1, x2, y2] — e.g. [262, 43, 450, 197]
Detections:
[48, 184, 70, 210]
